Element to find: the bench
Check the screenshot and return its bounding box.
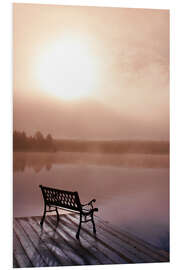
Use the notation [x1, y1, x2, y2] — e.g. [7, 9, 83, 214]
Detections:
[39, 185, 98, 239]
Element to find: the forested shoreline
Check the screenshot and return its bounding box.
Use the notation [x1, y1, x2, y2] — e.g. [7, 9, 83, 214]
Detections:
[13, 130, 169, 154]
[13, 130, 57, 152]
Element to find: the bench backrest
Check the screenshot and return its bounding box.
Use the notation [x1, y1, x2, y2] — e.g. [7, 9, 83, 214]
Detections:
[39, 185, 82, 212]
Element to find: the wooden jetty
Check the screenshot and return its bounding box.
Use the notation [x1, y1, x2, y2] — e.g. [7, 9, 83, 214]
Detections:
[13, 213, 169, 268]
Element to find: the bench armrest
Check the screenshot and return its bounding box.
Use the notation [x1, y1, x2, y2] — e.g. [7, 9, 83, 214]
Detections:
[82, 207, 98, 216]
[82, 199, 96, 206]
[82, 199, 96, 208]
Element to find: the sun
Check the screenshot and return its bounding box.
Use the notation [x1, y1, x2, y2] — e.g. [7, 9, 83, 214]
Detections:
[35, 35, 99, 100]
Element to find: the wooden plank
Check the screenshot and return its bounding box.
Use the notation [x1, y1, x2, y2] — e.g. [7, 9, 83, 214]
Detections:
[14, 219, 47, 267]
[19, 217, 62, 267]
[13, 214, 169, 268]
[97, 217, 169, 261]
[58, 214, 126, 264]
[13, 254, 20, 268]
[49, 215, 116, 265]
[59, 215, 116, 264]
[68, 214, 150, 264]
[29, 216, 78, 266]
[96, 216, 169, 261]
[46, 216, 101, 265]
[63, 214, 136, 264]
[33, 216, 86, 266]
[120, 229, 169, 259]
[13, 230, 33, 268]
[93, 217, 165, 263]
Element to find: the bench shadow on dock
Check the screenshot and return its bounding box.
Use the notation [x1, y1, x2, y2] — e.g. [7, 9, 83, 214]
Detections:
[13, 213, 169, 268]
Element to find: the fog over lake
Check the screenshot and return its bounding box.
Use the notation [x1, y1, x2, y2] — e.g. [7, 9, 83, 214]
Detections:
[13, 5, 169, 265]
[13, 152, 169, 251]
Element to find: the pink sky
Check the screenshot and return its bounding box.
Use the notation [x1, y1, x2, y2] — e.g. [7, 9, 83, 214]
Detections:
[13, 4, 169, 140]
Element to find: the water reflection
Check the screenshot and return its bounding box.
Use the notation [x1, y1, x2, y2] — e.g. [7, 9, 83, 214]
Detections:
[13, 152, 169, 173]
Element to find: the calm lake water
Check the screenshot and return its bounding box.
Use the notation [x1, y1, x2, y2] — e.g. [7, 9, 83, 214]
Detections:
[13, 152, 169, 251]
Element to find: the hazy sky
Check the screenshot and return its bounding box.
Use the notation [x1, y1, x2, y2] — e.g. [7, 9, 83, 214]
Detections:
[13, 4, 169, 140]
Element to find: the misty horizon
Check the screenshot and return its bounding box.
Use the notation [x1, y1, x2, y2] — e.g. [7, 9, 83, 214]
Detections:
[13, 4, 169, 141]
[14, 91, 169, 140]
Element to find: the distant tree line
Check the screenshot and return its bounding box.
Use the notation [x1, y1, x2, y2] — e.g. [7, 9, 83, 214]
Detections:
[13, 130, 169, 154]
[13, 130, 56, 152]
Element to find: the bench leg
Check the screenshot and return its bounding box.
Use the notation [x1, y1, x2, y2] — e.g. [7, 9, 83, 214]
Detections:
[76, 214, 82, 239]
[55, 207, 59, 222]
[40, 204, 47, 227]
[91, 213, 96, 234]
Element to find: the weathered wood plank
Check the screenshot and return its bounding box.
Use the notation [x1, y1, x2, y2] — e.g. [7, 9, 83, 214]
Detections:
[13, 254, 20, 268]
[49, 216, 101, 264]
[13, 230, 33, 268]
[33, 216, 86, 265]
[92, 217, 163, 262]
[96, 216, 169, 261]
[59, 214, 117, 265]
[61, 214, 136, 264]
[49, 215, 117, 265]
[66, 214, 147, 264]
[64, 214, 137, 264]
[29, 216, 77, 266]
[46, 216, 101, 265]
[14, 219, 46, 267]
[120, 229, 169, 259]
[19, 217, 62, 267]
[13, 214, 169, 268]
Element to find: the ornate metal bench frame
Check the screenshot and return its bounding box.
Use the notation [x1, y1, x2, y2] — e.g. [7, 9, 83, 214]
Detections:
[39, 185, 98, 239]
